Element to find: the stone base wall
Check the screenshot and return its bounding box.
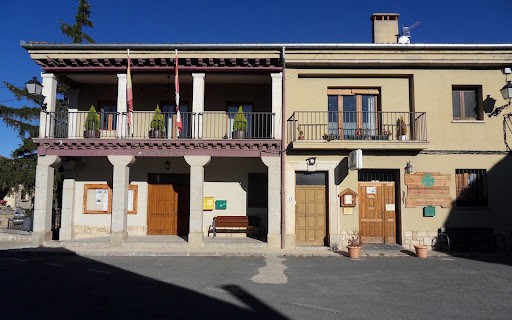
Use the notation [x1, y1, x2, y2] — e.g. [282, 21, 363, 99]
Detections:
[73, 225, 147, 239]
[0, 230, 31, 241]
[329, 232, 350, 251]
[403, 230, 438, 250]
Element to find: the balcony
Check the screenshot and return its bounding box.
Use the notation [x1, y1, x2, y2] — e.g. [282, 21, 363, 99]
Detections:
[43, 111, 276, 140]
[287, 111, 429, 150]
[36, 110, 279, 157]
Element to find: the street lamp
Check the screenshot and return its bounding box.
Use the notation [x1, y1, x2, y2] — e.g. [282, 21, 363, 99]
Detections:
[25, 77, 46, 111]
[500, 81, 512, 102]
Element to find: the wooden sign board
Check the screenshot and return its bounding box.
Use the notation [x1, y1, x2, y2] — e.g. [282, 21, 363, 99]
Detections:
[405, 172, 451, 208]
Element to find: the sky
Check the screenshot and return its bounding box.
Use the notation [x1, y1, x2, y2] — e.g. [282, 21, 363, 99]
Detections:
[0, 0, 511, 157]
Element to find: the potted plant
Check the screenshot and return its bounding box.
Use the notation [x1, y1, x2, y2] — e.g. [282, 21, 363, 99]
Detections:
[233, 106, 248, 139]
[149, 105, 166, 139]
[414, 244, 429, 258]
[84, 105, 100, 138]
[347, 230, 363, 259]
[397, 116, 407, 140]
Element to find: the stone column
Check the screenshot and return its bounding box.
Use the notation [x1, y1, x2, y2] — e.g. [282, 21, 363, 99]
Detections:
[261, 156, 282, 249]
[271, 72, 283, 139]
[107, 155, 135, 246]
[184, 156, 211, 247]
[117, 74, 128, 138]
[32, 155, 60, 246]
[192, 73, 205, 138]
[59, 161, 76, 240]
[67, 88, 80, 138]
[39, 73, 58, 138]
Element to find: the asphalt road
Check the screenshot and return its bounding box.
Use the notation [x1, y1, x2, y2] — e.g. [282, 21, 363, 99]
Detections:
[0, 251, 511, 320]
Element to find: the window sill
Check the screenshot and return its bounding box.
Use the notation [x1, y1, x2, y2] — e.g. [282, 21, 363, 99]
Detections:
[451, 120, 485, 124]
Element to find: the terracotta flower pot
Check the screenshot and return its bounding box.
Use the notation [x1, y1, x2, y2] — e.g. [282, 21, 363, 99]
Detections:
[347, 246, 361, 259]
[414, 245, 428, 258]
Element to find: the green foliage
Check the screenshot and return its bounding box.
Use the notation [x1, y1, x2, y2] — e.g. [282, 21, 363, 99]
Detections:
[150, 105, 165, 130]
[60, 0, 95, 44]
[84, 105, 99, 130]
[233, 106, 248, 131]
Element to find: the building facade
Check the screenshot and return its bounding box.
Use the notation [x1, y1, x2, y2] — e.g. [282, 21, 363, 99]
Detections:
[24, 13, 512, 250]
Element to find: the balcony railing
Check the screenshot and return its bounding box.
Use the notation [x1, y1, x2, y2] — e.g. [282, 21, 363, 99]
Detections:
[42, 111, 275, 140]
[287, 111, 427, 144]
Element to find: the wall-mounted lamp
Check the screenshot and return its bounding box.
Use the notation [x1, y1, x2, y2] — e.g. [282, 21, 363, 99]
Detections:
[500, 81, 512, 103]
[307, 157, 317, 166]
[164, 160, 170, 170]
[404, 161, 413, 174]
[25, 77, 47, 111]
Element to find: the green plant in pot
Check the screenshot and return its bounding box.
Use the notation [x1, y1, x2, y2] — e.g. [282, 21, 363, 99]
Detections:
[149, 105, 166, 138]
[84, 105, 100, 138]
[233, 106, 248, 139]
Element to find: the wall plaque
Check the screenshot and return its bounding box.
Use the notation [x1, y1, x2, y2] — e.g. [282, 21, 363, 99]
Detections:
[405, 172, 451, 208]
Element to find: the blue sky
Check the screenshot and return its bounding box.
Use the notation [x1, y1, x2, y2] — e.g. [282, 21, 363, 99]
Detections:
[0, 0, 510, 157]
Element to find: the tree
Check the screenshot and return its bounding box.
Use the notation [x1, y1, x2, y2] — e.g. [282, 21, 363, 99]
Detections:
[0, 84, 41, 199]
[0, 0, 95, 206]
[60, 0, 95, 44]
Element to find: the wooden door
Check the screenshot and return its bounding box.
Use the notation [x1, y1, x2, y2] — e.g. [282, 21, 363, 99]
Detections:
[147, 184, 178, 235]
[358, 182, 396, 243]
[295, 186, 327, 246]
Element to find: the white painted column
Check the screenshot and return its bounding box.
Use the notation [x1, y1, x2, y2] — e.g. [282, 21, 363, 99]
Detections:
[39, 73, 58, 138]
[67, 88, 80, 138]
[192, 73, 205, 138]
[184, 155, 211, 247]
[271, 72, 283, 139]
[32, 155, 60, 246]
[261, 156, 282, 249]
[108, 155, 135, 246]
[117, 74, 128, 138]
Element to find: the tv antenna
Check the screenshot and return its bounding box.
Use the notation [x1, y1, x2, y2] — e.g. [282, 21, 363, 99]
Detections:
[398, 21, 420, 44]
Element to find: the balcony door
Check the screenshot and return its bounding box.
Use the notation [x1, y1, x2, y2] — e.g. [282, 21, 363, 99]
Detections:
[98, 101, 117, 131]
[162, 102, 189, 138]
[327, 89, 379, 139]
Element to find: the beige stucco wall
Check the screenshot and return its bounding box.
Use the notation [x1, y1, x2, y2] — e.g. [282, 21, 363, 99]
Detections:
[285, 68, 508, 151]
[69, 156, 269, 238]
[284, 153, 512, 249]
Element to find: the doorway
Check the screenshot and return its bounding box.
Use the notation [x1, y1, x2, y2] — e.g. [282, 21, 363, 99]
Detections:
[147, 174, 190, 236]
[358, 179, 397, 244]
[295, 172, 328, 246]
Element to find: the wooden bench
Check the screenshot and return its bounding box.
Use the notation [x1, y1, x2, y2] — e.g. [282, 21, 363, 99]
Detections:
[209, 216, 260, 238]
[432, 227, 496, 252]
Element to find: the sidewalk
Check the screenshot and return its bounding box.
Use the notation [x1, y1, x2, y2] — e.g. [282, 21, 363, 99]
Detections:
[0, 239, 507, 258]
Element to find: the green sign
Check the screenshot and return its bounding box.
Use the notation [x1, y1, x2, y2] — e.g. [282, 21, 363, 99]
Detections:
[215, 200, 227, 210]
[421, 173, 435, 188]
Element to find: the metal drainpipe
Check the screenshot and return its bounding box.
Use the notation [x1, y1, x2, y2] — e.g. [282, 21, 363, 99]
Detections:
[280, 46, 286, 249]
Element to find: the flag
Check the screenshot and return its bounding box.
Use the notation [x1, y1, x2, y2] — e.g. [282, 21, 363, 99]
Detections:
[175, 49, 182, 136]
[127, 49, 133, 129]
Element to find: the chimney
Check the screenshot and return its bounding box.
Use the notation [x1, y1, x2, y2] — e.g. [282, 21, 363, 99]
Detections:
[371, 13, 400, 44]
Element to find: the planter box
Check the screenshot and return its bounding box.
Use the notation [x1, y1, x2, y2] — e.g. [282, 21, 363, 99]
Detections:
[83, 130, 100, 138]
[149, 129, 166, 139]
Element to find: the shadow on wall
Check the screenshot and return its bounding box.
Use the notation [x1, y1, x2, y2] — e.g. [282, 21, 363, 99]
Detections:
[0, 248, 288, 319]
[440, 154, 512, 256]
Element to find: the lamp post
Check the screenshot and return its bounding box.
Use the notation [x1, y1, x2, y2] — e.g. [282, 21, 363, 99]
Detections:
[25, 77, 47, 111]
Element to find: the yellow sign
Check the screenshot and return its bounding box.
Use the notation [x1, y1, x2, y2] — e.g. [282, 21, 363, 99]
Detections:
[203, 197, 214, 211]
